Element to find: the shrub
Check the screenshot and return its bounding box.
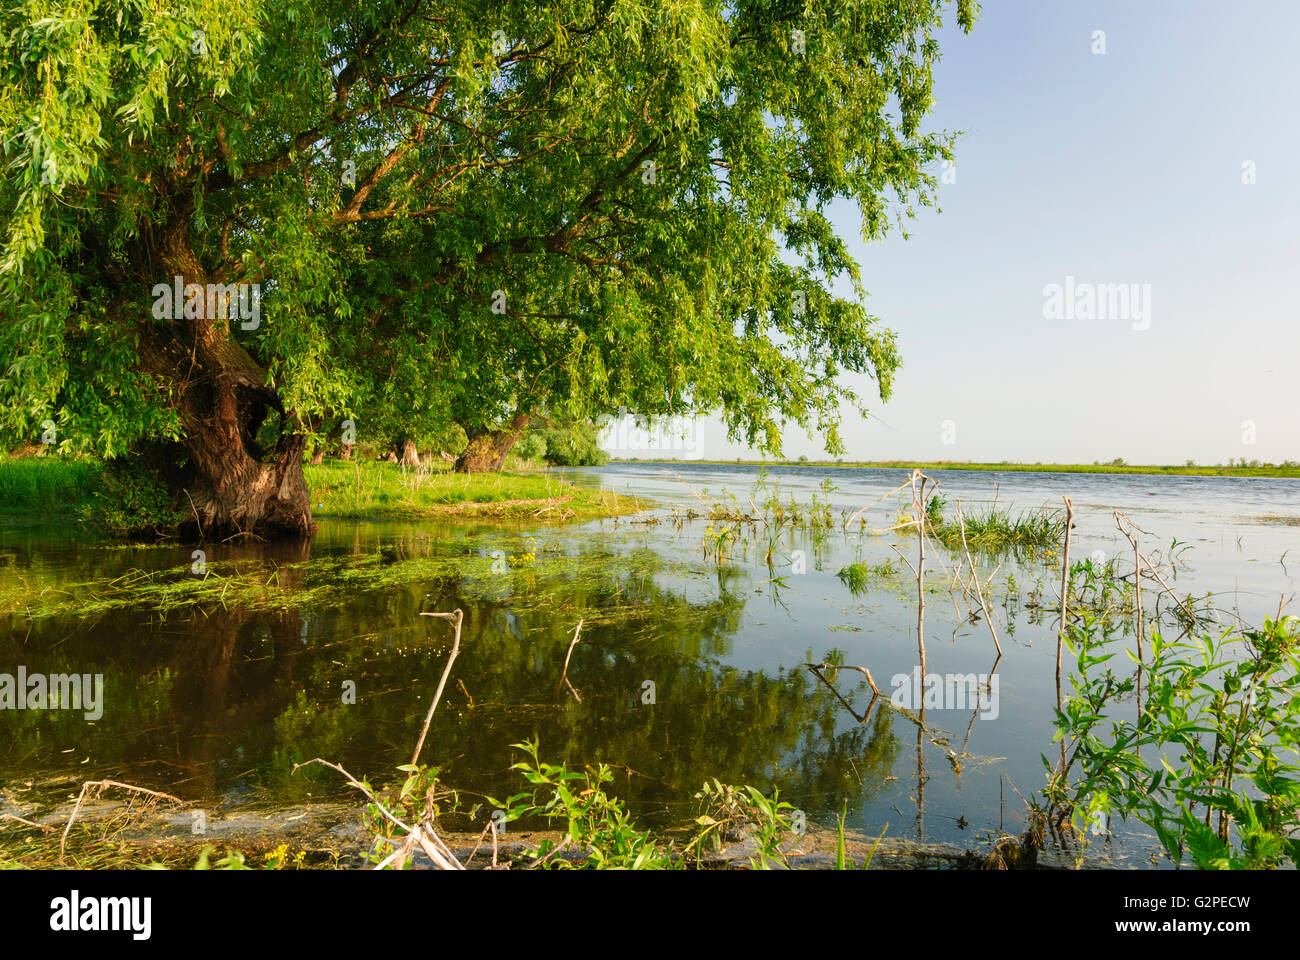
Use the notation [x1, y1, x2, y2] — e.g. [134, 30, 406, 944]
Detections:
[80, 455, 184, 539]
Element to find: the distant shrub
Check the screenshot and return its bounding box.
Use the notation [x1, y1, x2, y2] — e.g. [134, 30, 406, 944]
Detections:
[538, 422, 608, 466]
[515, 432, 548, 462]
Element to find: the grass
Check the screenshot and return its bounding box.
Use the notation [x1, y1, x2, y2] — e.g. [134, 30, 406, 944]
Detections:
[929, 506, 1067, 555]
[0, 456, 640, 525]
[835, 560, 900, 596]
[614, 457, 1300, 478]
[303, 460, 639, 521]
[0, 456, 98, 512]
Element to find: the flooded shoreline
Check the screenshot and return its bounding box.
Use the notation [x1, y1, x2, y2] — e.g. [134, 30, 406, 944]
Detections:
[3, 464, 1297, 868]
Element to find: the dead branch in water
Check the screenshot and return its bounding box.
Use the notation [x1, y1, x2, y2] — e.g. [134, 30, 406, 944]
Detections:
[1, 813, 54, 832]
[411, 608, 465, 768]
[807, 662, 882, 724]
[843, 477, 915, 530]
[955, 500, 1003, 657]
[60, 780, 183, 860]
[290, 609, 478, 870]
[293, 757, 467, 870]
[912, 471, 930, 684]
[1055, 496, 1074, 775]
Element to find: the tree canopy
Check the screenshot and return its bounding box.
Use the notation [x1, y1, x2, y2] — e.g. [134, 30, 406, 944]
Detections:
[0, 0, 974, 536]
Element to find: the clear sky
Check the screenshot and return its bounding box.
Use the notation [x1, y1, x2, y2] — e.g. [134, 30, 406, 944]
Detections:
[627, 0, 1300, 465]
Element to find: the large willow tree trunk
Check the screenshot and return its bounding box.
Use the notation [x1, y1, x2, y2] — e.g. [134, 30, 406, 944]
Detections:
[399, 439, 420, 467]
[455, 412, 530, 473]
[141, 331, 314, 540]
[133, 221, 315, 540]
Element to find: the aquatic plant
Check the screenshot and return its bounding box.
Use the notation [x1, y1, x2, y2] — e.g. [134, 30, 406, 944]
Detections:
[836, 560, 900, 596]
[930, 506, 1066, 556]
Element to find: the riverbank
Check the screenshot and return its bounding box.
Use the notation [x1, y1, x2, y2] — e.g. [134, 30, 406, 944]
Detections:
[611, 457, 1300, 478]
[0, 456, 640, 528]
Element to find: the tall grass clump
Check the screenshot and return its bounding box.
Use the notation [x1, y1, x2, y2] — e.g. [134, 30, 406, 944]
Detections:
[929, 505, 1067, 556]
[0, 456, 99, 513]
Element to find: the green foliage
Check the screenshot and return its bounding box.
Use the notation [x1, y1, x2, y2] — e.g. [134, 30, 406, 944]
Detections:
[193, 846, 252, 871]
[835, 805, 886, 870]
[490, 739, 674, 869]
[192, 843, 307, 870]
[79, 455, 184, 538]
[536, 422, 608, 467]
[513, 432, 547, 463]
[836, 559, 899, 596]
[0, 0, 975, 470]
[488, 743, 806, 869]
[685, 777, 802, 869]
[1046, 571, 1300, 869]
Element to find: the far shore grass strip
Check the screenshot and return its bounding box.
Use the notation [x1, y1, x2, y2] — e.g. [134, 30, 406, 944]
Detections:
[611, 457, 1300, 478]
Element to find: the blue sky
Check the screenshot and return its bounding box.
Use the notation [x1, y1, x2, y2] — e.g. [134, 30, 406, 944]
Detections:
[653, 0, 1300, 464]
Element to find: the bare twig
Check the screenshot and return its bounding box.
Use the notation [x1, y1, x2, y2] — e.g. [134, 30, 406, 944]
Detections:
[294, 757, 466, 870]
[843, 477, 915, 530]
[956, 501, 1002, 656]
[411, 609, 465, 767]
[1, 813, 54, 832]
[60, 780, 182, 860]
[913, 471, 929, 684]
[526, 835, 573, 869]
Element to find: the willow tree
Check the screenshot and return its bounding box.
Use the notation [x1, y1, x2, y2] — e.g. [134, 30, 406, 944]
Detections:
[0, 0, 974, 536]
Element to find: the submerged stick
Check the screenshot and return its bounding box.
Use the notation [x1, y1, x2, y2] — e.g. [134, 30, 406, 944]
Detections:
[913, 471, 929, 683]
[411, 608, 465, 768]
[806, 662, 882, 724]
[1, 813, 53, 832]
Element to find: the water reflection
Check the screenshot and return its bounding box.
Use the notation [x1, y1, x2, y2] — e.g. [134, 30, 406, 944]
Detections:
[6, 461, 1296, 860]
[2, 526, 903, 835]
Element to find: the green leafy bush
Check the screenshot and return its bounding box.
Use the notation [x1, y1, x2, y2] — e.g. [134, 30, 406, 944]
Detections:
[536, 422, 608, 467]
[514, 432, 547, 462]
[80, 456, 184, 539]
[1046, 564, 1300, 869]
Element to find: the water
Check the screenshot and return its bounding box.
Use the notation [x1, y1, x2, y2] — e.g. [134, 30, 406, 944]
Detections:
[2, 463, 1297, 862]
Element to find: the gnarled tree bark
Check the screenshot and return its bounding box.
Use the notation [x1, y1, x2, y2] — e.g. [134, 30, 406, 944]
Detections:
[455, 411, 530, 473]
[132, 212, 315, 541]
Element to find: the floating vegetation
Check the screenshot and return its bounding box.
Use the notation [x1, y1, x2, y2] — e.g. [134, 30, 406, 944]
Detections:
[0, 536, 690, 624]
